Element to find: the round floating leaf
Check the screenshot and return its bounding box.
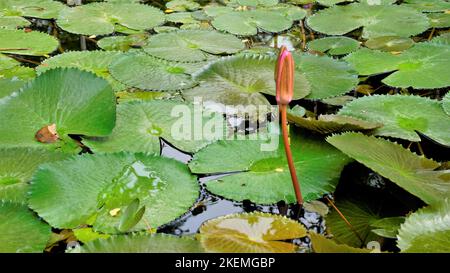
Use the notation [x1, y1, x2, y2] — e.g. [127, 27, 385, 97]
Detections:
[428, 13, 450, 28]
[0, 202, 51, 253]
[166, 12, 198, 24]
[97, 34, 149, 52]
[211, 10, 296, 36]
[37, 51, 126, 92]
[327, 132, 450, 205]
[317, 0, 396, 6]
[0, 29, 58, 56]
[0, 68, 116, 152]
[143, 30, 244, 62]
[232, 0, 279, 7]
[337, 95, 450, 145]
[325, 199, 381, 247]
[57, 3, 165, 35]
[346, 42, 450, 89]
[183, 54, 310, 115]
[189, 128, 351, 204]
[309, 232, 372, 253]
[0, 148, 68, 203]
[74, 234, 204, 253]
[443, 92, 450, 115]
[166, 0, 201, 11]
[307, 3, 429, 39]
[365, 36, 414, 52]
[397, 200, 450, 253]
[83, 100, 228, 154]
[288, 114, 382, 134]
[0, 16, 30, 29]
[29, 153, 199, 233]
[402, 0, 450, 12]
[199, 212, 307, 253]
[293, 53, 359, 99]
[307, 36, 360, 55]
[109, 53, 197, 91]
[0, 0, 64, 19]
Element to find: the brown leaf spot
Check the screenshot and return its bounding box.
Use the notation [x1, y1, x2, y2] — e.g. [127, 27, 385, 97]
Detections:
[35, 123, 59, 143]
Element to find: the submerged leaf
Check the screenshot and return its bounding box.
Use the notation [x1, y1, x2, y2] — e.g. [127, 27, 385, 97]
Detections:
[29, 153, 199, 233]
[0, 202, 51, 253]
[327, 132, 450, 205]
[199, 212, 307, 253]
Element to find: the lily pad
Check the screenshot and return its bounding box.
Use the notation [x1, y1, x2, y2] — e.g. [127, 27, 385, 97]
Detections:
[325, 199, 381, 247]
[166, 0, 201, 11]
[309, 232, 372, 253]
[307, 3, 429, 39]
[0, 202, 51, 253]
[370, 217, 405, 239]
[397, 200, 450, 253]
[37, 51, 126, 92]
[73, 234, 204, 253]
[189, 128, 351, 204]
[0, 29, 58, 56]
[0, 148, 68, 203]
[57, 2, 165, 35]
[307, 36, 360, 55]
[337, 95, 450, 145]
[317, 0, 396, 6]
[345, 42, 450, 89]
[109, 52, 198, 91]
[0, 16, 30, 29]
[327, 132, 450, 205]
[428, 13, 450, 28]
[0, 68, 116, 152]
[199, 212, 307, 253]
[143, 30, 244, 63]
[294, 53, 359, 99]
[83, 100, 228, 154]
[365, 36, 414, 52]
[29, 153, 199, 233]
[97, 33, 149, 52]
[0, 54, 35, 98]
[0, 0, 64, 19]
[287, 113, 382, 134]
[443, 92, 450, 115]
[431, 32, 450, 45]
[402, 0, 450, 12]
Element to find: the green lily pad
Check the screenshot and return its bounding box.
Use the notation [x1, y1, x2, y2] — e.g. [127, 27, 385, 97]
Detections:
[317, 0, 396, 6]
[183, 54, 310, 116]
[294, 53, 359, 99]
[57, 2, 165, 35]
[325, 199, 381, 248]
[309, 232, 372, 253]
[37, 51, 126, 92]
[307, 36, 360, 55]
[0, 16, 30, 29]
[428, 13, 450, 28]
[83, 100, 228, 154]
[0, 54, 35, 98]
[189, 128, 351, 204]
[327, 132, 450, 205]
[0, 202, 51, 253]
[0, 148, 68, 203]
[231, 0, 279, 7]
[0, 78, 28, 98]
[211, 9, 301, 36]
[29, 153, 199, 233]
[346, 42, 450, 89]
[307, 3, 429, 39]
[166, 0, 201, 11]
[199, 212, 307, 253]
[431, 32, 450, 45]
[370, 217, 405, 239]
[288, 114, 382, 134]
[397, 200, 450, 253]
[365, 36, 414, 52]
[143, 30, 244, 63]
[0, 29, 58, 56]
[73, 234, 204, 253]
[443, 91, 450, 115]
[402, 0, 450, 12]
[0, 0, 64, 19]
[73, 228, 110, 244]
[109, 52, 198, 91]
[337, 95, 450, 145]
[97, 33, 149, 52]
[0, 68, 116, 152]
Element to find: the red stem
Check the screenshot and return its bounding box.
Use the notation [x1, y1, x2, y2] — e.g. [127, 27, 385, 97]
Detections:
[280, 104, 303, 205]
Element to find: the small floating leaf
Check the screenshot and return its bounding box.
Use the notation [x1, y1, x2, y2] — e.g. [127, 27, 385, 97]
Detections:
[307, 36, 360, 55]
[97, 34, 149, 52]
[199, 212, 307, 253]
[0, 29, 58, 56]
[327, 132, 450, 205]
[73, 228, 110, 244]
[402, 0, 450, 12]
[309, 232, 371, 253]
[0, 0, 64, 19]
[365, 36, 414, 52]
[0, 202, 51, 253]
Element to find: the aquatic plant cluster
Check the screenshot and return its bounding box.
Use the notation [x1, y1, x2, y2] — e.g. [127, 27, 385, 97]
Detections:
[0, 0, 449, 253]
